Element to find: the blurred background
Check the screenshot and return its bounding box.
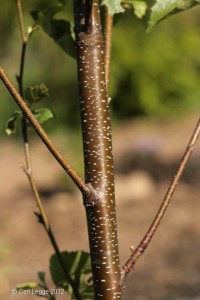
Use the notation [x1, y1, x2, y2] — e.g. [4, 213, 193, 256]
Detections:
[0, 1, 200, 299]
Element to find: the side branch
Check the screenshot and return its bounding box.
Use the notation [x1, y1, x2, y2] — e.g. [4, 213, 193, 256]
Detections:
[16, 0, 28, 43]
[21, 163, 82, 300]
[0, 67, 90, 196]
[121, 117, 200, 283]
[104, 7, 113, 91]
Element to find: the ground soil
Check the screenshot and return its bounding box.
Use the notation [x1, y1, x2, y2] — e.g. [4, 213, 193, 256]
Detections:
[0, 113, 200, 300]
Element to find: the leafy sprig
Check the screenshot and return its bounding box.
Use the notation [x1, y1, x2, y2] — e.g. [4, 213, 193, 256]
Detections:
[31, 2, 75, 58]
[16, 251, 94, 300]
[5, 83, 54, 135]
[148, 0, 200, 32]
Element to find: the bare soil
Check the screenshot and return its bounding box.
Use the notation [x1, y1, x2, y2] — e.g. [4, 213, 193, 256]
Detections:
[0, 113, 200, 300]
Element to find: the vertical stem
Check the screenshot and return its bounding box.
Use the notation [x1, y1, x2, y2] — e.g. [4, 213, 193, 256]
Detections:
[16, 0, 28, 43]
[74, 0, 122, 299]
[104, 8, 113, 91]
[15, 2, 82, 298]
[18, 43, 27, 97]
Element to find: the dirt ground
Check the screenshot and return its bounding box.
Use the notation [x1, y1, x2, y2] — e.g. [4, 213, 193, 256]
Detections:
[0, 113, 200, 300]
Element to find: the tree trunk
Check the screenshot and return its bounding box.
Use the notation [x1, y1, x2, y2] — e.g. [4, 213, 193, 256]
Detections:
[74, 0, 122, 299]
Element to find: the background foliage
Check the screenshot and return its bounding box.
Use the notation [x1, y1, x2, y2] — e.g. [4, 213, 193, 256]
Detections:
[0, 1, 200, 135]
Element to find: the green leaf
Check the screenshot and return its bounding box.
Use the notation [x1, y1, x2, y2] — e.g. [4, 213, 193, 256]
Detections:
[44, 19, 76, 58]
[25, 84, 49, 105]
[122, 1, 148, 18]
[32, 108, 54, 124]
[148, 0, 200, 32]
[31, 2, 64, 23]
[38, 272, 46, 284]
[132, 1, 148, 18]
[16, 282, 39, 290]
[50, 251, 94, 299]
[101, 0, 125, 15]
[5, 111, 21, 135]
[31, 4, 76, 58]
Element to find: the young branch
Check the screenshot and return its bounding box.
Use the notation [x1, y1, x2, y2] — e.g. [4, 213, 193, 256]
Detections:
[16, 0, 49, 232]
[22, 164, 82, 300]
[0, 66, 90, 197]
[15, 0, 28, 97]
[15, 2, 82, 298]
[104, 7, 113, 92]
[74, 0, 122, 298]
[121, 117, 200, 283]
[15, 0, 28, 43]
[20, 162, 81, 299]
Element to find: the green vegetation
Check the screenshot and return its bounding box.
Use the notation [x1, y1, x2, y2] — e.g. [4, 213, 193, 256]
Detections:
[1, 2, 200, 135]
[111, 8, 200, 119]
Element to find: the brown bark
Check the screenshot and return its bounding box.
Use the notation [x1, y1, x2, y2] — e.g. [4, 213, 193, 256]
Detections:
[74, 0, 122, 298]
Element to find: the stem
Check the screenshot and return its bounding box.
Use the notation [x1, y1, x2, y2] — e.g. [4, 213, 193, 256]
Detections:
[104, 7, 113, 92]
[0, 66, 90, 197]
[16, 0, 28, 98]
[74, 0, 122, 298]
[20, 130, 82, 300]
[16, 0, 28, 43]
[15, 2, 82, 298]
[121, 117, 200, 283]
[17, 43, 27, 97]
[21, 160, 82, 299]
[22, 162, 82, 300]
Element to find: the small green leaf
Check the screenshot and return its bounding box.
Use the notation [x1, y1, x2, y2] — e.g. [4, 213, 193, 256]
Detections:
[122, 1, 148, 18]
[32, 108, 54, 124]
[132, 1, 147, 18]
[44, 19, 76, 58]
[50, 251, 93, 299]
[5, 111, 21, 135]
[148, 0, 200, 32]
[101, 0, 125, 15]
[25, 84, 49, 104]
[16, 282, 39, 290]
[38, 272, 46, 284]
[31, 2, 64, 23]
[31, 4, 76, 58]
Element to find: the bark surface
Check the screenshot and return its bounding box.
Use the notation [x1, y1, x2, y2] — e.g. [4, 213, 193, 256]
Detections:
[74, 0, 122, 299]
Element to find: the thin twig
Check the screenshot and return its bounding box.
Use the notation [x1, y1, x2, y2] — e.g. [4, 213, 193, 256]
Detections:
[15, 0, 28, 97]
[121, 117, 200, 283]
[0, 67, 90, 197]
[21, 163, 82, 300]
[20, 125, 82, 299]
[16, 0, 49, 240]
[15, 0, 28, 43]
[16, 0, 49, 230]
[17, 43, 27, 97]
[15, 2, 82, 298]
[104, 7, 113, 92]
[20, 161, 49, 228]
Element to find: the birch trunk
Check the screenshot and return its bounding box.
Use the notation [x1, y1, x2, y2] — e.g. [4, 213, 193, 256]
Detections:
[74, 0, 122, 299]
